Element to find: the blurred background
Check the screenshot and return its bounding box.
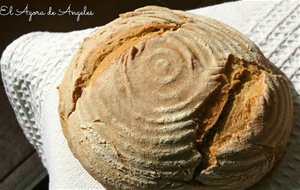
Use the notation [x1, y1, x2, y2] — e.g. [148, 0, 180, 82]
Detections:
[0, 0, 229, 189]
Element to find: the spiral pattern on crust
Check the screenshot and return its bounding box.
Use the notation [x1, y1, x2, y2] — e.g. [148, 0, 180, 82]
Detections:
[58, 6, 293, 190]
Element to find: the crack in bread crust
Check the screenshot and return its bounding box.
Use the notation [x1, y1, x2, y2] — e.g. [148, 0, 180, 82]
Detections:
[195, 54, 269, 174]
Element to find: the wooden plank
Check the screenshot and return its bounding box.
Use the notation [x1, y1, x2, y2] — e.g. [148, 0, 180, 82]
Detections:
[0, 83, 34, 182]
[0, 152, 47, 190]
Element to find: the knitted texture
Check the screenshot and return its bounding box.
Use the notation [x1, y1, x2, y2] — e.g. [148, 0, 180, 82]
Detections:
[1, 0, 299, 189]
[1, 29, 98, 163]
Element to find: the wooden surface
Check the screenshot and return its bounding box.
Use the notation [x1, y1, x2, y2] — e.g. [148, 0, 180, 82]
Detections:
[0, 82, 35, 182]
[0, 0, 227, 189]
[0, 152, 47, 190]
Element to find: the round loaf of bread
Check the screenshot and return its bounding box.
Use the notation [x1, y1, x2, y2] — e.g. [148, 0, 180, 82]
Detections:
[58, 6, 293, 190]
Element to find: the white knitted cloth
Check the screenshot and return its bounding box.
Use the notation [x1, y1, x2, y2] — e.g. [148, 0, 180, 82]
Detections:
[1, 0, 300, 189]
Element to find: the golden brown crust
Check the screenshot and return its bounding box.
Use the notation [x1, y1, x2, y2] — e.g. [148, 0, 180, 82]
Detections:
[58, 6, 293, 190]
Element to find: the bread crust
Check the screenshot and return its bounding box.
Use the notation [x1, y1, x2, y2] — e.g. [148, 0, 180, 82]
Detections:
[58, 6, 293, 190]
